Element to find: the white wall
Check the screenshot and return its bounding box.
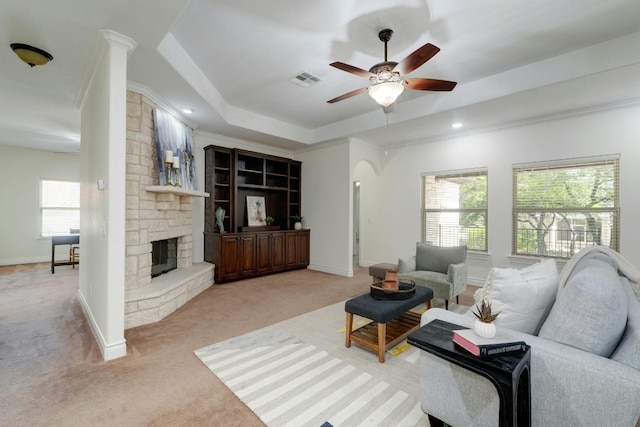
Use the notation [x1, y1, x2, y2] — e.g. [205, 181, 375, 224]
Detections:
[297, 141, 352, 276]
[351, 103, 640, 284]
[77, 30, 135, 361]
[0, 146, 80, 265]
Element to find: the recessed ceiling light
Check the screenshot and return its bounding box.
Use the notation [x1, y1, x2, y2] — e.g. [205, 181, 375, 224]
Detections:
[451, 122, 463, 129]
[182, 108, 194, 114]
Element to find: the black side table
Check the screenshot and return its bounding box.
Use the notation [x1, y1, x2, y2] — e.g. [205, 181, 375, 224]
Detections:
[408, 319, 531, 427]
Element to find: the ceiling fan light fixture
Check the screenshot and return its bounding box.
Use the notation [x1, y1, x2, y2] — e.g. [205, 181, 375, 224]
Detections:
[10, 43, 53, 67]
[368, 81, 404, 107]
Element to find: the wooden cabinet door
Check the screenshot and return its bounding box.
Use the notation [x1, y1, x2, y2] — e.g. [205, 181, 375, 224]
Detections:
[271, 232, 286, 271]
[285, 232, 298, 267]
[219, 234, 241, 281]
[296, 231, 310, 266]
[256, 233, 271, 273]
[238, 234, 256, 276]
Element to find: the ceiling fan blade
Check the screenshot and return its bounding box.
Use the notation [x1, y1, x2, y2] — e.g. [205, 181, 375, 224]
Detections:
[330, 62, 375, 79]
[405, 78, 457, 91]
[327, 87, 368, 103]
[394, 43, 440, 76]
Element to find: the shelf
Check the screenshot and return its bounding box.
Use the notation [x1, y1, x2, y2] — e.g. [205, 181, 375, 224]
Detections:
[146, 186, 209, 197]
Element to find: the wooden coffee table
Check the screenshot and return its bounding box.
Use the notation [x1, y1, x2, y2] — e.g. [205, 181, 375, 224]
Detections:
[344, 286, 433, 363]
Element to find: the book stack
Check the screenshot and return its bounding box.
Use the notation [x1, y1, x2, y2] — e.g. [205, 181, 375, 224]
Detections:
[453, 328, 527, 357]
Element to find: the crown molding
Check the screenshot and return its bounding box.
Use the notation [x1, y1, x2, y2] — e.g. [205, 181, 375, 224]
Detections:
[127, 82, 197, 130]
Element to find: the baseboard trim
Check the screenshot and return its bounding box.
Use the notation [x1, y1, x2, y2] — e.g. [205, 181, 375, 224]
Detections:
[0, 256, 69, 266]
[307, 263, 351, 277]
[77, 290, 127, 361]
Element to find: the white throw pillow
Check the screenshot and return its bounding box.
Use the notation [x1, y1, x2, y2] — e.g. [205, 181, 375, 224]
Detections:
[470, 259, 559, 335]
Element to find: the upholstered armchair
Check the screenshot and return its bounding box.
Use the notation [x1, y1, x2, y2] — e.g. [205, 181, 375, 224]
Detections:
[397, 243, 467, 310]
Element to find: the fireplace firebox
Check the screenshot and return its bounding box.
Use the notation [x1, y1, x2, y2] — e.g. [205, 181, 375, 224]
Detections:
[151, 238, 177, 278]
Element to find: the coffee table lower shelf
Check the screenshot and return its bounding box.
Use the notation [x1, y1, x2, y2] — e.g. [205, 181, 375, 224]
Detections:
[347, 311, 422, 363]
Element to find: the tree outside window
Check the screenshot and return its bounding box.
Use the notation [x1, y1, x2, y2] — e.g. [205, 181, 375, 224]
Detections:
[422, 170, 487, 251]
[513, 158, 619, 258]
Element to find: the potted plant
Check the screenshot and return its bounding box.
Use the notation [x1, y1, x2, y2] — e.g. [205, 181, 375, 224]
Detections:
[264, 216, 274, 226]
[472, 299, 500, 338]
[292, 215, 303, 230]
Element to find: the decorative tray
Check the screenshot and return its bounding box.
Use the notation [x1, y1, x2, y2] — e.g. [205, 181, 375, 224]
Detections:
[370, 280, 416, 300]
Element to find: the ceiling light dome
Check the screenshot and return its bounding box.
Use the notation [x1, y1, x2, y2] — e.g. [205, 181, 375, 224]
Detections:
[10, 43, 53, 67]
[368, 81, 404, 107]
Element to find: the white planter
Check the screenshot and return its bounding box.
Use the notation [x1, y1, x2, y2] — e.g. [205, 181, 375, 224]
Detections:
[294, 222, 302, 230]
[473, 319, 497, 338]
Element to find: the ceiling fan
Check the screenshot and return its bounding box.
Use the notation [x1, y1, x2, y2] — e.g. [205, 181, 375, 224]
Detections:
[327, 29, 457, 110]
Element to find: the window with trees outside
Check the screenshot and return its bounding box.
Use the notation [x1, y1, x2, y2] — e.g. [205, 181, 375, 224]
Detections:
[513, 157, 619, 258]
[40, 179, 80, 237]
[421, 170, 487, 251]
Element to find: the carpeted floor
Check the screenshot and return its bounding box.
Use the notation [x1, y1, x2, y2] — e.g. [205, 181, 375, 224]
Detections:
[0, 262, 476, 426]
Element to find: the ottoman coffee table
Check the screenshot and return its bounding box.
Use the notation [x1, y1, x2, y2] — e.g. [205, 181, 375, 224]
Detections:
[345, 286, 433, 363]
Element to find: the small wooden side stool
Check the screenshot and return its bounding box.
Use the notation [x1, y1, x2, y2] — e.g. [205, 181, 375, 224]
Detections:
[345, 286, 433, 363]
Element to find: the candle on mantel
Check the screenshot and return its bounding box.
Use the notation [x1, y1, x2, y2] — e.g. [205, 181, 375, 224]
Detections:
[173, 157, 180, 169]
[165, 150, 173, 163]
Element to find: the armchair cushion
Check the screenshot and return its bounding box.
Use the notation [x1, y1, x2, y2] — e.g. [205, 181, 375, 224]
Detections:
[470, 259, 559, 334]
[538, 257, 628, 357]
[397, 256, 416, 273]
[415, 243, 466, 274]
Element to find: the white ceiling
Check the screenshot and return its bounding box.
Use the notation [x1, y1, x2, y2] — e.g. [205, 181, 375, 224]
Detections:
[2, 0, 640, 153]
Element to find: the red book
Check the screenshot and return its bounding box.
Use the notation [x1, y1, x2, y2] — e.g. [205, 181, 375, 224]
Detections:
[453, 328, 527, 357]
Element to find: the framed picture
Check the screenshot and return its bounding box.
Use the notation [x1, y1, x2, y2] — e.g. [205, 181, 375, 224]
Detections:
[246, 196, 266, 226]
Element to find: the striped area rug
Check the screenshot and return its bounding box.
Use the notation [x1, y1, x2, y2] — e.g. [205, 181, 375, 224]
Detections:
[195, 325, 426, 427]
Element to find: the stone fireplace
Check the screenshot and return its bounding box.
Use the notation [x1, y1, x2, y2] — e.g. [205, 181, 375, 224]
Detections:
[124, 90, 213, 329]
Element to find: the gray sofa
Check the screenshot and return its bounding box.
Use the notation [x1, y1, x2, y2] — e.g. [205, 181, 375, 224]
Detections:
[418, 249, 640, 426]
[398, 243, 467, 310]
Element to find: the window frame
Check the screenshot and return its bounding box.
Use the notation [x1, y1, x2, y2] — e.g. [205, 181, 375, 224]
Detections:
[512, 156, 619, 258]
[421, 168, 488, 251]
[40, 178, 80, 238]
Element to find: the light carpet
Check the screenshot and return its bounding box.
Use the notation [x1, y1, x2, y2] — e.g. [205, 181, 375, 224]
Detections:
[195, 299, 468, 427]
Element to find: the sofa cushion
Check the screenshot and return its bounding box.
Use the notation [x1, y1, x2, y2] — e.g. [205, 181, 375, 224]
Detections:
[470, 259, 559, 334]
[538, 257, 628, 357]
[610, 279, 640, 370]
[415, 243, 466, 274]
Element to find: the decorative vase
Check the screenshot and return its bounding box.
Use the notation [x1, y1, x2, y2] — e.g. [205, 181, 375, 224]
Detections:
[294, 221, 302, 230]
[473, 319, 497, 339]
[384, 270, 398, 282]
[382, 279, 398, 293]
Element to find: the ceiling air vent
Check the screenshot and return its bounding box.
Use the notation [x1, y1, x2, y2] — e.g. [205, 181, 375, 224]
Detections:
[290, 71, 321, 88]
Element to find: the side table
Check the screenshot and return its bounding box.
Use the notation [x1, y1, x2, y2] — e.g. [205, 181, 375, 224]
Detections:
[408, 319, 531, 427]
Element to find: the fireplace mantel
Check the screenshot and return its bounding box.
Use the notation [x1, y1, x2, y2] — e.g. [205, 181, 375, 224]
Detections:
[146, 186, 209, 198]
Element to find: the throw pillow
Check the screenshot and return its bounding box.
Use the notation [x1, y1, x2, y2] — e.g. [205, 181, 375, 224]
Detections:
[470, 259, 559, 335]
[538, 257, 628, 357]
[415, 243, 466, 274]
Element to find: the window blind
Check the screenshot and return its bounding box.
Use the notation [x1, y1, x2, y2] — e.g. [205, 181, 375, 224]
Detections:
[512, 157, 619, 258]
[41, 179, 80, 237]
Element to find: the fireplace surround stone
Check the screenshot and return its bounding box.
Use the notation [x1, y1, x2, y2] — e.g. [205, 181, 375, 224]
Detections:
[124, 90, 213, 329]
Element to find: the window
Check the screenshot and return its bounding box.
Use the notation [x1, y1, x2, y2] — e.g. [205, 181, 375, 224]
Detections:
[513, 157, 619, 258]
[40, 179, 80, 237]
[421, 170, 488, 251]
